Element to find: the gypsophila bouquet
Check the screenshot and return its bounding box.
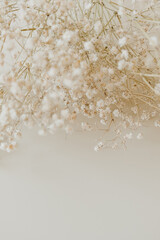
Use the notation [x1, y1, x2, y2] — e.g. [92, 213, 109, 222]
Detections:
[0, 0, 160, 152]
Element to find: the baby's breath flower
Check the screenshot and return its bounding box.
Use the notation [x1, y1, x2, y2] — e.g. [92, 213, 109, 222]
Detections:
[121, 50, 129, 60]
[111, 46, 118, 55]
[63, 79, 73, 88]
[38, 129, 46, 136]
[97, 99, 105, 108]
[137, 133, 143, 140]
[94, 21, 103, 35]
[63, 30, 75, 42]
[118, 59, 126, 70]
[154, 120, 160, 127]
[118, 37, 127, 47]
[94, 141, 104, 152]
[118, 7, 124, 16]
[113, 109, 120, 118]
[149, 36, 158, 47]
[83, 41, 94, 51]
[0, 0, 159, 152]
[154, 83, 160, 95]
[125, 132, 133, 140]
[84, 2, 92, 11]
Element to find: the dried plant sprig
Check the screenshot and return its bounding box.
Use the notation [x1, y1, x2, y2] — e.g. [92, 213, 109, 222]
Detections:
[0, 0, 160, 152]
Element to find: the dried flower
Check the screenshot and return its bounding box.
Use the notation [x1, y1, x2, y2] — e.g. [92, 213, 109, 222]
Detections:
[0, 0, 160, 152]
[118, 37, 127, 47]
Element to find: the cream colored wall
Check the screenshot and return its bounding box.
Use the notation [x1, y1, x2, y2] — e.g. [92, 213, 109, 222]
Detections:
[0, 128, 160, 240]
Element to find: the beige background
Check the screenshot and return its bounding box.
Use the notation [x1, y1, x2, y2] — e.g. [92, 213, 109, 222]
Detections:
[0, 127, 160, 239]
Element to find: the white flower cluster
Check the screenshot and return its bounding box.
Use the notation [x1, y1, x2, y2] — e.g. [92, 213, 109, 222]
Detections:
[0, 0, 160, 151]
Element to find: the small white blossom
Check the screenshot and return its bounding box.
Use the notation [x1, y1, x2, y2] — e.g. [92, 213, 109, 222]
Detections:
[83, 41, 94, 51]
[105, 107, 111, 113]
[149, 36, 158, 47]
[63, 30, 74, 42]
[100, 119, 107, 125]
[154, 83, 160, 95]
[118, 37, 127, 47]
[48, 68, 56, 77]
[118, 7, 124, 16]
[56, 39, 64, 47]
[63, 79, 73, 88]
[137, 133, 143, 140]
[90, 53, 98, 62]
[10, 82, 21, 96]
[94, 141, 104, 152]
[72, 68, 81, 77]
[125, 132, 133, 139]
[113, 109, 119, 118]
[154, 120, 160, 127]
[97, 99, 104, 108]
[118, 59, 126, 70]
[10, 109, 17, 120]
[94, 21, 102, 35]
[84, 2, 92, 10]
[38, 129, 46, 136]
[121, 49, 128, 60]
[86, 89, 94, 99]
[111, 46, 118, 55]
[0, 143, 7, 151]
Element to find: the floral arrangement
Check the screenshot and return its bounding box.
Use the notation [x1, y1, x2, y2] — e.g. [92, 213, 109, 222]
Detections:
[0, 0, 160, 152]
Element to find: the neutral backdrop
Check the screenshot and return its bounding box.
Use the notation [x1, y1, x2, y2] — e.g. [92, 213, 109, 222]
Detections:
[0, 127, 160, 240]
